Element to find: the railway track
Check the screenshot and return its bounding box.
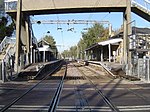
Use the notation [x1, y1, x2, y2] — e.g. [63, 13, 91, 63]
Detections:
[1, 61, 150, 112]
[0, 60, 66, 112]
[73, 62, 120, 112]
[86, 62, 150, 103]
[48, 63, 67, 112]
[73, 71, 92, 111]
[72, 62, 150, 112]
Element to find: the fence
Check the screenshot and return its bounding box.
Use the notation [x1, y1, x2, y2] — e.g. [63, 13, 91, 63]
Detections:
[0, 60, 6, 83]
[137, 58, 150, 82]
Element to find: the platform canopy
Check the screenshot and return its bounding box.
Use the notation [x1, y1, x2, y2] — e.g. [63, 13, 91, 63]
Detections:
[98, 38, 123, 46]
[38, 45, 53, 52]
[85, 38, 123, 51]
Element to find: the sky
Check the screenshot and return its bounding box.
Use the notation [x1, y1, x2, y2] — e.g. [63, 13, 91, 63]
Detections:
[32, 12, 150, 53]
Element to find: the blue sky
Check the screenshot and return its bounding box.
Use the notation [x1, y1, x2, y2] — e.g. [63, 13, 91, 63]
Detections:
[32, 12, 150, 53]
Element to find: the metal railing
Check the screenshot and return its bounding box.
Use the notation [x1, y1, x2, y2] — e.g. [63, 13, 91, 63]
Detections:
[4, 0, 150, 12]
[0, 36, 16, 52]
[0, 36, 16, 82]
[132, 0, 150, 13]
[2, 44, 16, 63]
[137, 58, 150, 82]
[4, 0, 17, 11]
[0, 43, 16, 82]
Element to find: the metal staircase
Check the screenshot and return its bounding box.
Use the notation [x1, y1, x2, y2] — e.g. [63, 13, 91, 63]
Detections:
[132, 0, 150, 21]
[0, 36, 16, 60]
[0, 36, 16, 82]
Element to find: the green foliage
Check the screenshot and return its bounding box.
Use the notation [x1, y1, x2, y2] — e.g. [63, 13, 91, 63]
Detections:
[69, 46, 77, 59]
[0, 16, 15, 41]
[61, 46, 77, 59]
[61, 23, 109, 59]
[61, 50, 70, 59]
[43, 35, 56, 46]
[43, 35, 58, 53]
[82, 23, 108, 45]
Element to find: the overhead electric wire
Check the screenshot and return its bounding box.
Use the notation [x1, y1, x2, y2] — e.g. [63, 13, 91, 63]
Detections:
[88, 0, 124, 22]
[88, 0, 101, 20]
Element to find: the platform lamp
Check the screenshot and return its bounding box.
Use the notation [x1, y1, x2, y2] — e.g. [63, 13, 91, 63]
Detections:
[47, 31, 50, 34]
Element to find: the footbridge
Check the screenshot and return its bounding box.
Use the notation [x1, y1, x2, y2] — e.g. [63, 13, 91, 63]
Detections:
[4, 0, 150, 73]
[5, 0, 150, 21]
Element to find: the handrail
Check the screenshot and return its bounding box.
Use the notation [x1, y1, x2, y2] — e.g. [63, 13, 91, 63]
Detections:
[5, 0, 150, 13]
[0, 36, 16, 66]
[0, 36, 16, 52]
[2, 44, 16, 63]
[0, 36, 9, 52]
[132, 0, 150, 13]
[4, 0, 17, 11]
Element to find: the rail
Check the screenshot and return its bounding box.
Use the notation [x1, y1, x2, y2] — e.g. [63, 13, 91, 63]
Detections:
[87, 61, 116, 78]
[74, 63, 119, 112]
[0, 60, 63, 112]
[4, 0, 150, 13]
[48, 62, 67, 112]
[2, 44, 15, 62]
[0, 37, 16, 82]
[4, 0, 17, 11]
[0, 36, 16, 52]
[132, 0, 150, 13]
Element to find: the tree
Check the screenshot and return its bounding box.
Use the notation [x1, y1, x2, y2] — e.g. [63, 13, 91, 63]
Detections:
[43, 35, 56, 47]
[69, 46, 77, 59]
[43, 35, 58, 56]
[61, 23, 109, 59]
[77, 23, 109, 59]
[61, 50, 70, 59]
[81, 23, 109, 46]
[0, 16, 15, 41]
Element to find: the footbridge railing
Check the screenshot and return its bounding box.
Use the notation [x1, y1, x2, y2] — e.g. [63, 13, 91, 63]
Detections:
[5, 0, 17, 11]
[0, 36, 16, 52]
[132, 0, 150, 13]
[4, 0, 150, 13]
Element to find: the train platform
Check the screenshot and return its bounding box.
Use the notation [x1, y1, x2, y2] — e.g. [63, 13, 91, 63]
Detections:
[87, 61, 123, 71]
[21, 63, 44, 72]
[12, 60, 62, 81]
[87, 61, 141, 81]
[1, 61, 150, 111]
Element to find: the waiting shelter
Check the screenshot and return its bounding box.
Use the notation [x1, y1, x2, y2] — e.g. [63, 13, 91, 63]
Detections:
[38, 39, 54, 62]
[85, 38, 123, 63]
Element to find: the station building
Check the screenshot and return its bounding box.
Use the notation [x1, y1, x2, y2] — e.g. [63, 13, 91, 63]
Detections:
[38, 39, 57, 62]
[85, 27, 150, 64]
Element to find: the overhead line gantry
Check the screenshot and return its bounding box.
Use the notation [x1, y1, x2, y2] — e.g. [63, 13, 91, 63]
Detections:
[31, 19, 112, 36]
